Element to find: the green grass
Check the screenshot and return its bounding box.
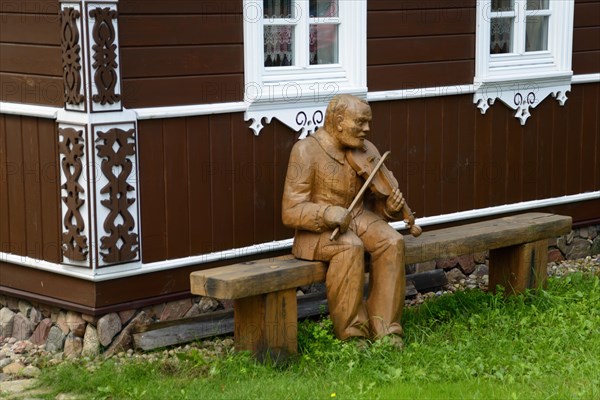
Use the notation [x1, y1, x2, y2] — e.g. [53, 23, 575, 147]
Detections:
[36, 273, 600, 400]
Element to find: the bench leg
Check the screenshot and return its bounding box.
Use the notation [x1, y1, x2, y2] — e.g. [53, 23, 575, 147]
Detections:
[489, 240, 548, 294]
[233, 288, 298, 361]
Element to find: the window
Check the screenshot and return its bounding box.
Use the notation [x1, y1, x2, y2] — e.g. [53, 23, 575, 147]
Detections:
[474, 0, 574, 124]
[263, 0, 339, 67]
[244, 0, 366, 136]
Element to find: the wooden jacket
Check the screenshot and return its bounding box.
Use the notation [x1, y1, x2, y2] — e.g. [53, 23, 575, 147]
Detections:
[282, 128, 401, 260]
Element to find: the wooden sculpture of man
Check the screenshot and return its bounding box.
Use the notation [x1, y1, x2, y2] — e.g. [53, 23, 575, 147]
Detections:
[282, 94, 421, 346]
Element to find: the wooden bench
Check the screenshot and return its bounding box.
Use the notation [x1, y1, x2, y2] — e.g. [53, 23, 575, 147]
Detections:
[190, 212, 571, 359]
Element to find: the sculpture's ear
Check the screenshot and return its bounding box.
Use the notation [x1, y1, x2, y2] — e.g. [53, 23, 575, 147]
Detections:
[335, 113, 344, 132]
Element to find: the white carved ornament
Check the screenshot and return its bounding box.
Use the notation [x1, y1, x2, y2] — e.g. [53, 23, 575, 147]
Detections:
[245, 105, 327, 139]
[474, 79, 571, 125]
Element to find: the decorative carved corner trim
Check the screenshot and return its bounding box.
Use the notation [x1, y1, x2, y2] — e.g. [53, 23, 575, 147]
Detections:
[245, 106, 326, 139]
[95, 127, 139, 263]
[60, 7, 84, 106]
[89, 7, 121, 106]
[473, 78, 571, 125]
[58, 127, 88, 261]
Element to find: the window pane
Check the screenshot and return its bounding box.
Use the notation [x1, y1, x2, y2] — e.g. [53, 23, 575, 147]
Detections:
[264, 25, 294, 67]
[526, 0, 549, 10]
[526, 16, 548, 51]
[491, 0, 513, 12]
[310, 24, 338, 65]
[490, 17, 513, 54]
[310, 0, 338, 18]
[263, 0, 293, 19]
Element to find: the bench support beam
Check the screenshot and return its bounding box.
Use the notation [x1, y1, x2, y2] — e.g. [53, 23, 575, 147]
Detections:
[234, 288, 298, 360]
[489, 240, 548, 294]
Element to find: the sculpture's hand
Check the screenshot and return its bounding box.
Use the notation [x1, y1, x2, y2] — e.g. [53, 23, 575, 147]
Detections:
[409, 224, 422, 237]
[324, 206, 352, 234]
[386, 188, 405, 214]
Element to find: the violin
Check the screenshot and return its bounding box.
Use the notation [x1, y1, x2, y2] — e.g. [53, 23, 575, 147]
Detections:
[347, 140, 422, 237]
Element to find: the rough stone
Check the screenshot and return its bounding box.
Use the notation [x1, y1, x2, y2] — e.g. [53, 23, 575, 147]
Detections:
[104, 311, 152, 358]
[2, 361, 25, 375]
[159, 299, 193, 321]
[82, 324, 101, 357]
[29, 318, 53, 345]
[436, 257, 459, 270]
[82, 313, 99, 326]
[445, 268, 467, 284]
[473, 252, 487, 264]
[6, 297, 19, 311]
[548, 248, 565, 263]
[556, 235, 568, 255]
[38, 304, 53, 319]
[45, 325, 67, 352]
[11, 313, 33, 341]
[414, 260, 436, 273]
[66, 311, 87, 337]
[472, 264, 489, 278]
[566, 230, 575, 245]
[22, 365, 41, 378]
[579, 227, 589, 240]
[64, 333, 83, 358]
[0, 378, 37, 395]
[592, 236, 600, 256]
[0, 307, 15, 338]
[457, 254, 476, 275]
[56, 311, 70, 335]
[11, 340, 32, 354]
[197, 297, 220, 314]
[183, 304, 201, 318]
[566, 238, 591, 260]
[28, 306, 42, 326]
[17, 300, 32, 317]
[0, 295, 6, 307]
[118, 309, 137, 325]
[588, 226, 598, 240]
[97, 313, 122, 347]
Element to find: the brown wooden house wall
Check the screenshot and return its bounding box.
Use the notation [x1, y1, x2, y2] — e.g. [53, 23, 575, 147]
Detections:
[118, 0, 244, 109]
[573, 0, 600, 74]
[0, 114, 61, 262]
[0, 0, 62, 106]
[367, 0, 476, 91]
[137, 82, 600, 264]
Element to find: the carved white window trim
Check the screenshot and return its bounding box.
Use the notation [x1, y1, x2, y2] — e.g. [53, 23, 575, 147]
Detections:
[243, 0, 367, 137]
[474, 0, 574, 125]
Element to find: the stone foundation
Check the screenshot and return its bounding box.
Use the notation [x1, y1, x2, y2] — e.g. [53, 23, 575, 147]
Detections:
[1, 225, 599, 357]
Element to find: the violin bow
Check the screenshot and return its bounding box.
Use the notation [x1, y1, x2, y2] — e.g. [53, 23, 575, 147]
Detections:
[329, 150, 391, 241]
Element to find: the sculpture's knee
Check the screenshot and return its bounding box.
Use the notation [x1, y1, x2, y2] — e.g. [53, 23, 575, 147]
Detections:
[338, 234, 365, 256]
[385, 233, 404, 251]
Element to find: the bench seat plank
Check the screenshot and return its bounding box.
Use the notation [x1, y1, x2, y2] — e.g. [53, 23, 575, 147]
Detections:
[191, 213, 571, 300]
[191, 256, 327, 299]
[403, 212, 571, 264]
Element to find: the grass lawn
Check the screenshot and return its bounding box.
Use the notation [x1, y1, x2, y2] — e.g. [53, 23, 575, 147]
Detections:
[37, 272, 600, 400]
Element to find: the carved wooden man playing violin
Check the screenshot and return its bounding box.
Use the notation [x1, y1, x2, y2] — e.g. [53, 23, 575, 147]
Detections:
[282, 94, 421, 346]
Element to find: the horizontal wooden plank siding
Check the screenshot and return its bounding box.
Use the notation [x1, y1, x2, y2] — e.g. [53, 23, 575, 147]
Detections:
[119, 1, 244, 108]
[573, 0, 600, 74]
[0, 114, 61, 262]
[0, 1, 61, 106]
[367, 2, 475, 90]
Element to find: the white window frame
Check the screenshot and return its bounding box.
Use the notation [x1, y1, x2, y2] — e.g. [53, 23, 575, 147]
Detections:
[474, 0, 574, 125]
[243, 0, 367, 136]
